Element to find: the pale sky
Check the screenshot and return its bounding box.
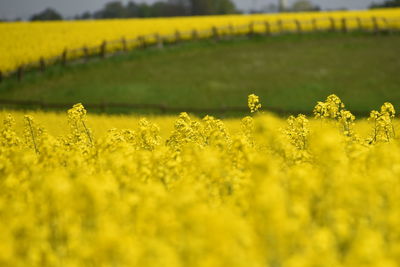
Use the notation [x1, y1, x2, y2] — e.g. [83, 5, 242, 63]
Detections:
[0, 0, 385, 20]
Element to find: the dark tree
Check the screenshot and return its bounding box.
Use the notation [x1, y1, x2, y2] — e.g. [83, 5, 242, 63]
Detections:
[136, 3, 152, 17]
[291, 0, 320, 12]
[189, 0, 212, 15]
[94, 1, 127, 19]
[370, 0, 400, 8]
[189, 0, 236, 15]
[165, 0, 190, 16]
[80, 11, 92, 19]
[215, 0, 237, 14]
[87, 0, 237, 19]
[75, 11, 92, 20]
[152, 2, 177, 17]
[126, 1, 139, 17]
[30, 8, 63, 21]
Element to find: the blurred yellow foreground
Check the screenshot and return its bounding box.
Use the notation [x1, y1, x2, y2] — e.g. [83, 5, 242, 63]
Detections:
[1, 95, 400, 266]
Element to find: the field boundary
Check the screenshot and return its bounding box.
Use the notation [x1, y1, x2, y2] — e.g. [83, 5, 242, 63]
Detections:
[1, 15, 399, 83]
[0, 98, 250, 114]
[0, 98, 373, 116]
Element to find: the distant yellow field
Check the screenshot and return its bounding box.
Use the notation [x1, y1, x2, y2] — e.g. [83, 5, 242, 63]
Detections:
[1, 8, 400, 74]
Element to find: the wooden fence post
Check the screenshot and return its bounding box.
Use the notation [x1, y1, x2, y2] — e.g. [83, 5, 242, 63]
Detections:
[61, 49, 67, 66]
[39, 57, 46, 72]
[382, 18, 393, 34]
[191, 29, 199, 41]
[142, 36, 147, 48]
[312, 18, 318, 32]
[277, 19, 284, 33]
[372, 17, 379, 33]
[100, 41, 107, 58]
[265, 21, 271, 35]
[248, 22, 255, 37]
[17, 65, 23, 81]
[83, 46, 89, 62]
[382, 18, 388, 33]
[175, 30, 181, 43]
[121, 37, 127, 51]
[341, 18, 347, 33]
[295, 19, 302, 33]
[137, 36, 145, 49]
[212, 26, 219, 41]
[357, 17, 362, 31]
[229, 24, 235, 38]
[330, 17, 336, 32]
[155, 33, 163, 49]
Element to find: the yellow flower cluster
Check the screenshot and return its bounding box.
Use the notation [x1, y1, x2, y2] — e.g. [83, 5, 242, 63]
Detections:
[1, 8, 400, 73]
[368, 102, 396, 143]
[285, 114, 309, 150]
[313, 94, 346, 119]
[313, 94, 357, 138]
[248, 94, 262, 113]
[1, 94, 400, 266]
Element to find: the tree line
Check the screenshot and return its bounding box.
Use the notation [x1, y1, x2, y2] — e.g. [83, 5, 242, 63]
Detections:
[17, 0, 400, 22]
[370, 0, 400, 8]
[28, 0, 321, 21]
[30, 0, 237, 21]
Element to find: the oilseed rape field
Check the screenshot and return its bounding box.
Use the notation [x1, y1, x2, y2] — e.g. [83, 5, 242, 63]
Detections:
[2, 94, 400, 266]
[1, 8, 400, 74]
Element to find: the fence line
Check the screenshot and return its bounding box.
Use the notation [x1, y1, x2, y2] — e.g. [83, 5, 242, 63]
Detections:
[0, 98, 249, 114]
[2, 16, 400, 82]
[0, 98, 373, 116]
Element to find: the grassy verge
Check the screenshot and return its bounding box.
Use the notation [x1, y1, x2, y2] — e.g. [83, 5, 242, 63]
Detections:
[1, 32, 399, 116]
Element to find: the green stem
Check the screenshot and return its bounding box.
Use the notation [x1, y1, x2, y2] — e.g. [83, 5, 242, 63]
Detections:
[27, 119, 39, 154]
[82, 120, 93, 145]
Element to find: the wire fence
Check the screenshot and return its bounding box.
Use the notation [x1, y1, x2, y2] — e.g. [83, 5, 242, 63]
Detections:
[0, 15, 399, 115]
